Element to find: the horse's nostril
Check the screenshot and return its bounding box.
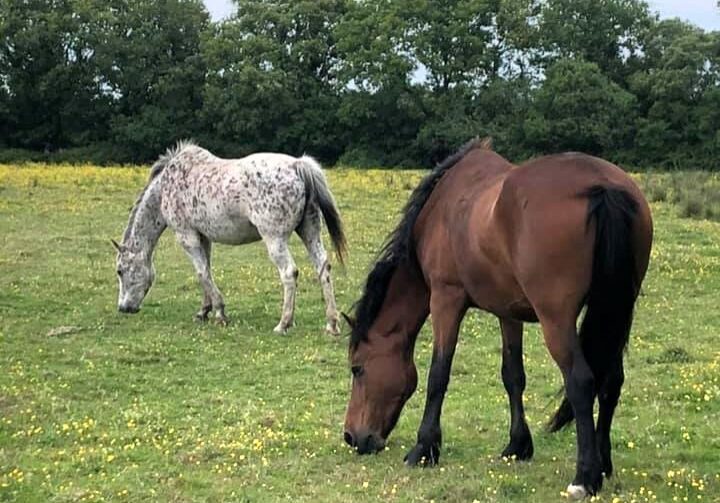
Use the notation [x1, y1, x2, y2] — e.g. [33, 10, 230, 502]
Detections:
[344, 431, 355, 447]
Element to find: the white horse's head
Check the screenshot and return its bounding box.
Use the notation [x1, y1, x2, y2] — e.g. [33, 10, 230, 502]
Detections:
[112, 239, 155, 313]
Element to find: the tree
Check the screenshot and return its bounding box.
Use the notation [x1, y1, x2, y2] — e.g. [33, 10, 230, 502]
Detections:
[538, 0, 654, 84]
[0, 0, 113, 149]
[524, 58, 636, 156]
[333, 0, 425, 166]
[101, 0, 210, 160]
[403, 0, 499, 91]
[629, 19, 720, 167]
[491, 0, 543, 80]
[201, 0, 349, 162]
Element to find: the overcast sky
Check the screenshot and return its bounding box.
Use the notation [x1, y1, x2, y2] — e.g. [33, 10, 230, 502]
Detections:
[203, 0, 720, 31]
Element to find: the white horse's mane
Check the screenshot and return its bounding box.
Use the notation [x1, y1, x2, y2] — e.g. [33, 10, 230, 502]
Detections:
[150, 139, 197, 179]
[122, 140, 197, 243]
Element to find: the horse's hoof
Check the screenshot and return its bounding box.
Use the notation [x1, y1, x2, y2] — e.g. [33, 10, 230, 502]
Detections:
[566, 484, 587, 500]
[273, 324, 288, 334]
[215, 316, 229, 327]
[500, 436, 534, 461]
[325, 322, 340, 336]
[194, 313, 209, 323]
[404, 442, 440, 467]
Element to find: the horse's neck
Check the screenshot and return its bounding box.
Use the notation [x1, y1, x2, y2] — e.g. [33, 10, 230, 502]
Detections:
[125, 178, 166, 255]
[370, 263, 430, 353]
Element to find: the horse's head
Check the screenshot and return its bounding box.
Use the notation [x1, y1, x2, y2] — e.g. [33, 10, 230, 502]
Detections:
[344, 325, 418, 454]
[112, 239, 155, 313]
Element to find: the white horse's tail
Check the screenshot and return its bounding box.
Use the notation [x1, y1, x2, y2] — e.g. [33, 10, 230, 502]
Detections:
[294, 156, 347, 265]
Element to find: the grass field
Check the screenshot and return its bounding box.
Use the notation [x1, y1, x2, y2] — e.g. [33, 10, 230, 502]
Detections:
[0, 164, 718, 503]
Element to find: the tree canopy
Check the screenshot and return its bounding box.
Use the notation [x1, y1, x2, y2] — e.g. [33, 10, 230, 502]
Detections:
[1, 0, 719, 168]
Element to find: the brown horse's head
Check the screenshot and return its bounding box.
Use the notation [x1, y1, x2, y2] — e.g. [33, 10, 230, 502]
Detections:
[344, 335, 418, 454]
[342, 157, 440, 454]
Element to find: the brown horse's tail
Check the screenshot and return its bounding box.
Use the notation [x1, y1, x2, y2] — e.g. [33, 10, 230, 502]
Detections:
[295, 155, 348, 265]
[548, 186, 640, 432]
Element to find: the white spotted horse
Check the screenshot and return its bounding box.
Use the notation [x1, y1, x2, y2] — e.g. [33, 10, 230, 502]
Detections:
[113, 141, 347, 335]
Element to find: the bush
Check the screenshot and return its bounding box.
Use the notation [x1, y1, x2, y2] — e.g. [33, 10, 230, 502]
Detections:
[0, 149, 47, 164]
[638, 171, 720, 222]
[0, 144, 136, 166]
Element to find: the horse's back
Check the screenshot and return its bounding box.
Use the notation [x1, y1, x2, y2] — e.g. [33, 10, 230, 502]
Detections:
[236, 152, 299, 170]
[502, 153, 643, 200]
[160, 148, 307, 244]
[424, 151, 652, 321]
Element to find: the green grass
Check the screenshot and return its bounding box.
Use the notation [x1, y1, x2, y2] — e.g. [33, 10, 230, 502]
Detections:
[1, 165, 718, 502]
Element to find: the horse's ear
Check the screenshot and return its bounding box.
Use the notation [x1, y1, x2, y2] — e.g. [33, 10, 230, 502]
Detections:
[110, 239, 122, 252]
[341, 312, 356, 330]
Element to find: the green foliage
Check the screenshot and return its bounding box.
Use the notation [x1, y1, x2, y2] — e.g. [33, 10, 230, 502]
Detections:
[200, 0, 348, 161]
[524, 58, 637, 155]
[537, 0, 654, 82]
[0, 0, 114, 148]
[101, 0, 210, 161]
[629, 20, 720, 168]
[2, 0, 720, 167]
[402, 0, 498, 90]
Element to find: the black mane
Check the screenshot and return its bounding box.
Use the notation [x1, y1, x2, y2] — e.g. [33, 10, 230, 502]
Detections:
[349, 137, 489, 349]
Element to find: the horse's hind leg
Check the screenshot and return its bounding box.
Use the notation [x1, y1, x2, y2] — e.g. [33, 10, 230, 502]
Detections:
[596, 358, 623, 478]
[177, 231, 228, 325]
[499, 318, 533, 460]
[195, 237, 213, 321]
[297, 207, 339, 335]
[262, 234, 298, 334]
[540, 315, 602, 499]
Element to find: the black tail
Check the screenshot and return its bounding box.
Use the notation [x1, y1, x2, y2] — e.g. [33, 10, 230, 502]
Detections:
[295, 156, 348, 265]
[548, 186, 640, 432]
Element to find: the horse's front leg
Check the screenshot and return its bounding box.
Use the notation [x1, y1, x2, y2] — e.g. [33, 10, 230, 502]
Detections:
[405, 286, 467, 466]
[499, 318, 533, 460]
[262, 234, 298, 334]
[177, 231, 228, 325]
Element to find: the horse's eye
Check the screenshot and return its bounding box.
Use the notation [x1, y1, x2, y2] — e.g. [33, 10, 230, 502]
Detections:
[351, 365, 364, 377]
[117, 269, 123, 277]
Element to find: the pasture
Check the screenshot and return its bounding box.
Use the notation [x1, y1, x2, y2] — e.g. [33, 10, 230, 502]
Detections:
[0, 164, 718, 502]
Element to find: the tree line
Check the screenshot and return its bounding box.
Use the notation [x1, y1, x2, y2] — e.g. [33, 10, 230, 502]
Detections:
[1, 0, 719, 168]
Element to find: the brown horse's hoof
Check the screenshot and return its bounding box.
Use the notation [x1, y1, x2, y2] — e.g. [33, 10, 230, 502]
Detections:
[500, 435, 534, 461]
[404, 442, 440, 467]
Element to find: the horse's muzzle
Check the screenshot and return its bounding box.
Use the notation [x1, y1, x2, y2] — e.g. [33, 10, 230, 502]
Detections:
[345, 430, 384, 455]
[118, 304, 140, 314]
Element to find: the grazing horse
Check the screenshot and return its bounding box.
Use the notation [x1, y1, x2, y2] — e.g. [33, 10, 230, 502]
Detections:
[343, 138, 652, 498]
[113, 141, 347, 334]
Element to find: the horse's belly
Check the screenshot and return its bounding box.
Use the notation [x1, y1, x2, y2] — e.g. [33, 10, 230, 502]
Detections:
[195, 216, 262, 245]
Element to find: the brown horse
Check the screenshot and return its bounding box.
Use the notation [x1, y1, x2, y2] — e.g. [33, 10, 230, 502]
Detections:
[343, 138, 653, 498]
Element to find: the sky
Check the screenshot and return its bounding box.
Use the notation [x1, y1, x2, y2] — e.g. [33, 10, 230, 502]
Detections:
[202, 0, 720, 31]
